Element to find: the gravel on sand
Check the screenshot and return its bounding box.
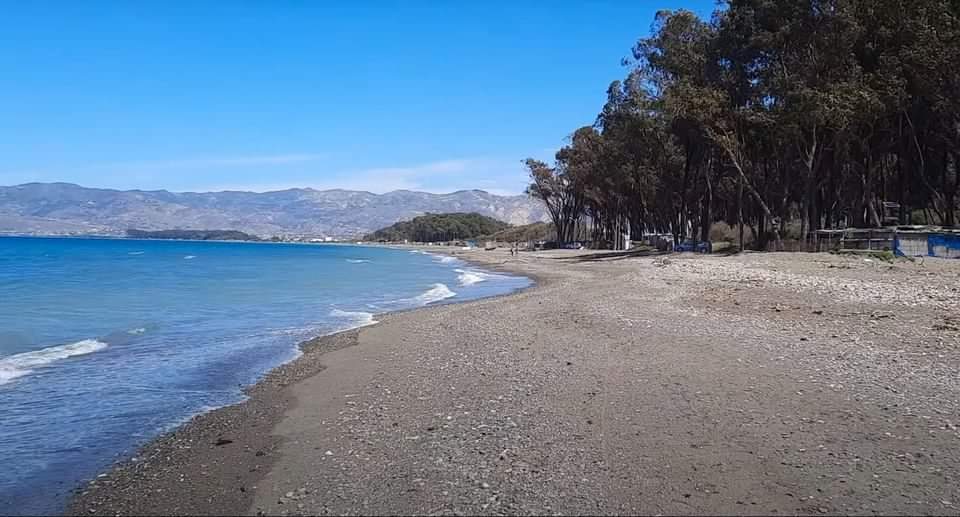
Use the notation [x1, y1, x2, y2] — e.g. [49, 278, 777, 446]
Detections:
[70, 249, 960, 516]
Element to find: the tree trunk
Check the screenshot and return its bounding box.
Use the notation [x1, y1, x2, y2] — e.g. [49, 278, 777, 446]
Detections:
[757, 211, 768, 251]
[738, 174, 745, 250]
[897, 150, 907, 224]
[864, 155, 882, 228]
[945, 152, 958, 227]
[904, 109, 946, 220]
[711, 128, 783, 251]
[700, 159, 714, 245]
[679, 150, 692, 242]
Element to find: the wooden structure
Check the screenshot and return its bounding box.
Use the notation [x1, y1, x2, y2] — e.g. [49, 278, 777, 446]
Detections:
[815, 226, 960, 258]
[813, 228, 895, 252]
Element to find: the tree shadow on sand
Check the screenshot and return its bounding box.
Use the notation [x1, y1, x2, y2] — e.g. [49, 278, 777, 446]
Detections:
[551, 248, 671, 263]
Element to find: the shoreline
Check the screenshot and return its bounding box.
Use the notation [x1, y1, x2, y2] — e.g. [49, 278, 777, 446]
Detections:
[66, 247, 537, 516]
[67, 330, 362, 515]
[67, 248, 960, 515]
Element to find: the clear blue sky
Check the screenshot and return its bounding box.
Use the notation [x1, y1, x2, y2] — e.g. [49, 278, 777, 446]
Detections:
[0, 1, 715, 195]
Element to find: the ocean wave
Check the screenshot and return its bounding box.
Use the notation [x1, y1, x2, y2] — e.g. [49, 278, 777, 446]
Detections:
[432, 255, 459, 264]
[410, 283, 457, 305]
[183, 255, 197, 260]
[329, 309, 379, 330]
[0, 339, 108, 385]
[127, 327, 147, 335]
[346, 259, 371, 264]
[128, 251, 145, 256]
[455, 269, 489, 286]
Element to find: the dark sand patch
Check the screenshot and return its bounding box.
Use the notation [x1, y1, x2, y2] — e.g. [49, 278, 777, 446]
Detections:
[67, 331, 359, 516]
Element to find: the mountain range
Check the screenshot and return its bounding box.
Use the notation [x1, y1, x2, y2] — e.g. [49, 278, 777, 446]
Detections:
[0, 183, 548, 238]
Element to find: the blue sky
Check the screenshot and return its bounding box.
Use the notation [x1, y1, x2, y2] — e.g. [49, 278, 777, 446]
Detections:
[0, 1, 715, 195]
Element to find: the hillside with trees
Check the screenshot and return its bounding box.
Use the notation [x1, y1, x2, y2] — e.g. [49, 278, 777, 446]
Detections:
[526, 0, 960, 250]
[365, 213, 510, 243]
[126, 229, 260, 241]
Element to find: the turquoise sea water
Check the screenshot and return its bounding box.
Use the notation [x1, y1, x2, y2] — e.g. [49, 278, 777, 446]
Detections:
[0, 237, 530, 515]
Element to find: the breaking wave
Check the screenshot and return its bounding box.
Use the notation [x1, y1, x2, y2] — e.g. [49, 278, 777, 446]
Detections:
[183, 255, 197, 260]
[346, 259, 371, 264]
[329, 309, 379, 330]
[0, 339, 108, 385]
[455, 269, 490, 286]
[410, 283, 457, 305]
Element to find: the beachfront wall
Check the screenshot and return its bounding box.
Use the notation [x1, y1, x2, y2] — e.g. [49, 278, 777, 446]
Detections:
[927, 233, 960, 259]
[895, 233, 930, 257]
[813, 228, 960, 259]
[894, 232, 960, 259]
[814, 228, 896, 252]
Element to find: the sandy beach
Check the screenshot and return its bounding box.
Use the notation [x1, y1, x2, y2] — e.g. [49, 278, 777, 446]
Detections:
[69, 248, 960, 515]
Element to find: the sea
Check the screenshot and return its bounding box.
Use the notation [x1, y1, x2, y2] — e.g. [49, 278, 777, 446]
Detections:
[0, 236, 530, 515]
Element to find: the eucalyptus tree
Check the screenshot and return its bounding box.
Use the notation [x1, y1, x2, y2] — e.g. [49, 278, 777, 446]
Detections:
[633, 9, 723, 244]
[523, 0, 959, 251]
[524, 158, 584, 244]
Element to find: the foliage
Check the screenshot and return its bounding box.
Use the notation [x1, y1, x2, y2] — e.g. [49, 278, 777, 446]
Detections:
[524, 158, 584, 243]
[364, 213, 510, 243]
[126, 229, 260, 241]
[525, 0, 960, 250]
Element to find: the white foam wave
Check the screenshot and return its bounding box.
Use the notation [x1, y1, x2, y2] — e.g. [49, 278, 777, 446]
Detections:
[346, 259, 371, 264]
[330, 309, 379, 330]
[456, 269, 488, 286]
[0, 339, 108, 385]
[183, 255, 197, 260]
[128, 327, 147, 335]
[431, 255, 460, 264]
[128, 251, 145, 256]
[410, 283, 457, 305]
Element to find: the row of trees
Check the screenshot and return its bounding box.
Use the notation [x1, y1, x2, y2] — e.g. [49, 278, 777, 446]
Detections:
[526, 0, 960, 250]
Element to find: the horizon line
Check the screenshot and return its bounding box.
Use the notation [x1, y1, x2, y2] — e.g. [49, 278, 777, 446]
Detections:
[1, 181, 528, 198]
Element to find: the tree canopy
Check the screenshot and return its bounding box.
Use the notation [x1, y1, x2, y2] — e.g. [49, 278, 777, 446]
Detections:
[364, 213, 510, 243]
[126, 229, 260, 241]
[526, 0, 960, 250]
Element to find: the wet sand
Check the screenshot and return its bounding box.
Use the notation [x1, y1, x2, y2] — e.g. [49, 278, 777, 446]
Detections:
[70, 248, 960, 515]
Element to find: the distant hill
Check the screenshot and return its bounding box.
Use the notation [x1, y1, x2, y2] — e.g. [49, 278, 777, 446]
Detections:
[0, 183, 548, 238]
[126, 229, 260, 241]
[365, 213, 510, 242]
